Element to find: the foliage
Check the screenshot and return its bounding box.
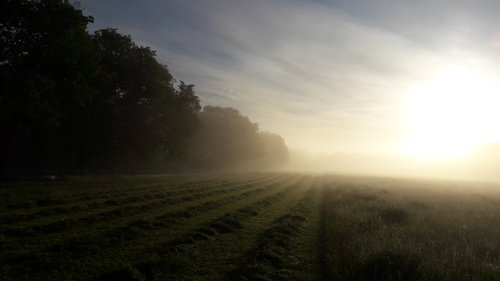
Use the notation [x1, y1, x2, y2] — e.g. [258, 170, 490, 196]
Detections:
[0, 1, 202, 174]
[79, 29, 201, 172]
[190, 106, 288, 170]
[1, 0, 97, 173]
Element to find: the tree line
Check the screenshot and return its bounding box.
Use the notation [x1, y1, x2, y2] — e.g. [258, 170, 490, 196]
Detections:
[0, 0, 288, 175]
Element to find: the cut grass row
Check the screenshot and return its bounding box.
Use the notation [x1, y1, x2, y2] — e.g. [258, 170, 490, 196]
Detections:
[0, 173, 277, 214]
[97, 176, 315, 281]
[0, 173, 279, 223]
[1, 174, 287, 257]
[95, 176, 308, 281]
[1, 175, 300, 281]
[231, 178, 322, 281]
[0, 174, 280, 234]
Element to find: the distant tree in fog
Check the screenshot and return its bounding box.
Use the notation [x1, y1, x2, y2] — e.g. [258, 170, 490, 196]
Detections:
[258, 132, 289, 166]
[189, 106, 288, 170]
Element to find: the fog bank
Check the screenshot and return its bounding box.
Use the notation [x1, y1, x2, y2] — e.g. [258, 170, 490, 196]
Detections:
[285, 143, 500, 182]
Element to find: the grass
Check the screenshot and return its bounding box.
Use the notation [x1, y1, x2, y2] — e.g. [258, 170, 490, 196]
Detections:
[2, 173, 500, 280]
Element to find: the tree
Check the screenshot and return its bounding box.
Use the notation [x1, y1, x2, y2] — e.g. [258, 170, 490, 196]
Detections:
[85, 29, 201, 172]
[258, 132, 289, 166]
[189, 106, 288, 170]
[0, 0, 97, 174]
[0, 3, 202, 174]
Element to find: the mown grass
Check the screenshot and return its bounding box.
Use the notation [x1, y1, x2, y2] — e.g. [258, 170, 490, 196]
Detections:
[2, 173, 500, 280]
[231, 178, 321, 281]
[1, 174, 289, 280]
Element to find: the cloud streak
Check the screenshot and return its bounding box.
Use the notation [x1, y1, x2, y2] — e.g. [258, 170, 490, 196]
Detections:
[80, 0, 500, 154]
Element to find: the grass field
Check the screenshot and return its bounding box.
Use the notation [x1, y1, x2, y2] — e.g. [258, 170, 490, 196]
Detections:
[2, 173, 500, 280]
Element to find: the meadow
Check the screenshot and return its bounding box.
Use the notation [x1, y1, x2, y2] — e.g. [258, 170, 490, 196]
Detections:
[1, 173, 500, 280]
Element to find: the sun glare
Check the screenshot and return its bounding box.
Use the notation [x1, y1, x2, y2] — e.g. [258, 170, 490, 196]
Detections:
[405, 65, 500, 159]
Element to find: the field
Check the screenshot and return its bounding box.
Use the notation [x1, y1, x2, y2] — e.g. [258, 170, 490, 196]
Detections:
[2, 173, 500, 280]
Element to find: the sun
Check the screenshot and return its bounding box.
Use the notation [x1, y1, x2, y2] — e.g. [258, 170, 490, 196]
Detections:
[405, 65, 500, 159]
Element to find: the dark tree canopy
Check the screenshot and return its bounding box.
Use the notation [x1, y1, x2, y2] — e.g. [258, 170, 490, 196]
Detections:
[82, 29, 201, 172]
[0, 1, 201, 175]
[1, 0, 97, 174]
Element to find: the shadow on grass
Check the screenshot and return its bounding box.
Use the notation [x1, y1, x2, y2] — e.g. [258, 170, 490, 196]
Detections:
[379, 207, 409, 225]
[355, 251, 424, 281]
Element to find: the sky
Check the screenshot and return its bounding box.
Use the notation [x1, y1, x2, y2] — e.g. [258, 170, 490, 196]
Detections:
[79, 0, 500, 159]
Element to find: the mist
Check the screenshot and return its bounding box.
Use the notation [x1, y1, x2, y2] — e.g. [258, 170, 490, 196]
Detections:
[284, 144, 500, 182]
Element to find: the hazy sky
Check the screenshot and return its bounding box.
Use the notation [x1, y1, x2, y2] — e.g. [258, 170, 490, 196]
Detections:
[79, 0, 500, 156]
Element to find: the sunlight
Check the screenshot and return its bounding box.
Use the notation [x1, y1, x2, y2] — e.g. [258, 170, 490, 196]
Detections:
[405, 65, 500, 159]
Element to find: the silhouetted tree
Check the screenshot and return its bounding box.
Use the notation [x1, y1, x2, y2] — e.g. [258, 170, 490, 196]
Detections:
[0, 2, 201, 175]
[83, 29, 200, 172]
[0, 0, 97, 174]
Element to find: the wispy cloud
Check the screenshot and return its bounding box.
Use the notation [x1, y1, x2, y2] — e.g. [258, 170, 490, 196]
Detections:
[80, 0, 500, 154]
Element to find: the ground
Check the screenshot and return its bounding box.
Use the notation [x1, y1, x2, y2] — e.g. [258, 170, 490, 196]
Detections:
[1, 173, 500, 280]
